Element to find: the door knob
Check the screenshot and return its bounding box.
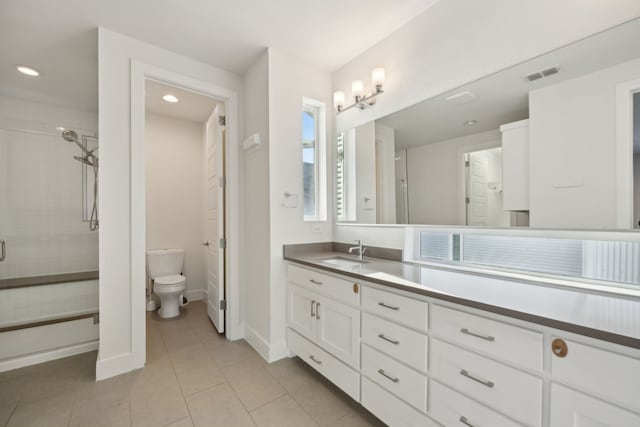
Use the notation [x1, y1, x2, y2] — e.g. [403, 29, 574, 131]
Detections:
[202, 242, 210, 246]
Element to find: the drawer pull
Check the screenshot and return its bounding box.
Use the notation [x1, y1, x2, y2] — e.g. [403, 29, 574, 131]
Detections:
[377, 369, 400, 383]
[316, 302, 320, 320]
[459, 416, 475, 427]
[309, 355, 322, 365]
[460, 369, 494, 388]
[309, 279, 323, 285]
[378, 302, 400, 311]
[551, 338, 568, 358]
[460, 328, 495, 342]
[311, 300, 316, 317]
[378, 333, 400, 345]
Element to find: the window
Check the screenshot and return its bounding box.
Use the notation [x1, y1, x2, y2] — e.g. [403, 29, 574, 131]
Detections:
[336, 132, 345, 219]
[302, 98, 327, 221]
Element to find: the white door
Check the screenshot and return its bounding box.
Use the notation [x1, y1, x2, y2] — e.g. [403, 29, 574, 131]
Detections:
[287, 284, 318, 342]
[205, 106, 225, 333]
[316, 296, 360, 369]
[467, 153, 488, 226]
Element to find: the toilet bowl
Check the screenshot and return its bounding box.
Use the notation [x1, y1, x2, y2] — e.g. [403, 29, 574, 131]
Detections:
[146, 249, 187, 319]
[153, 274, 186, 318]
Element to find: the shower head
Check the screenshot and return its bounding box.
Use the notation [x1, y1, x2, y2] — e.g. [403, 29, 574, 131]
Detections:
[62, 129, 97, 158]
[62, 129, 79, 143]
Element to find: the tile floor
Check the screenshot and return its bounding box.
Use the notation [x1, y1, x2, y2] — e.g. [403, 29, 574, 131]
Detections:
[0, 301, 385, 426]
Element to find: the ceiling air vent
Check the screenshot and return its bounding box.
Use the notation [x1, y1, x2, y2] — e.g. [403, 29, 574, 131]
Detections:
[445, 91, 477, 105]
[526, 66, 560, 82]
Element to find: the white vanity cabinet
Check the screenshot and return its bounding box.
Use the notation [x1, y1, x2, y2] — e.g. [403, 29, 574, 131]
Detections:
[286, 265, 361, 400]
[285, 262, 640, 427]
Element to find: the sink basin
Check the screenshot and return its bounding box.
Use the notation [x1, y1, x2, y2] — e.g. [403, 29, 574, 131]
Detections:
[321, 256, 370, 268]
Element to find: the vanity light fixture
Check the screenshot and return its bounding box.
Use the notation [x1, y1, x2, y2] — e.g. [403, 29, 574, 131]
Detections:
[162, 94, 179, 103]
[333, 67, 385, 114]
[16, 65, 40, 77]
[463, 120, 478, 126]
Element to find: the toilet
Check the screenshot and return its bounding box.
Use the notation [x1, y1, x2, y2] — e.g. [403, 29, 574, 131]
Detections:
[146, 249, 187, 318]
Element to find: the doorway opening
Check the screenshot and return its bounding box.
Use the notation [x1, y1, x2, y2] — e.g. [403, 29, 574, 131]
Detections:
[142, 79, 227, 355]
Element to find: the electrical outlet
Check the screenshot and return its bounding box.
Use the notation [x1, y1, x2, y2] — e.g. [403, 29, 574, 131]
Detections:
[312, 224, 322, 233]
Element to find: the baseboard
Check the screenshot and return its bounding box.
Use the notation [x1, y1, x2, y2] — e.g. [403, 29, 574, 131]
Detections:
[0, 340, 99, 373]
[184, 289, 203, 302]
[244, 325, 271, 362]
[96, 350, 143, 380]
[244, 326, 291, 363]
[268, 338, 291, 362]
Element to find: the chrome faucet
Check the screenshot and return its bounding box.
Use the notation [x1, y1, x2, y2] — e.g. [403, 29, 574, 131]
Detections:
[348, 240, 367, 261]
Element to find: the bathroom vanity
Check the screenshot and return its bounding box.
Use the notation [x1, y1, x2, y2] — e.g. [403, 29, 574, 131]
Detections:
[283, 243, 640, 427]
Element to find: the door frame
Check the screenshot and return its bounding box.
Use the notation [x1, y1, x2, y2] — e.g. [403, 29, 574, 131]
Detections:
[457, 140, 501, 225]
[130, 61, 241, 367]
[615, 77, 640, 229]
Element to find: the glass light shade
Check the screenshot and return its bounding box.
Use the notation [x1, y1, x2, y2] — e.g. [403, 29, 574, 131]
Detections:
[371, 68, 386, 87]
[351, 80, 364, 98]
[333, 91, 345, 109]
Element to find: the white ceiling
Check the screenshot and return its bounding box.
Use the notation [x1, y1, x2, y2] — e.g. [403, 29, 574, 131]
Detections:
[378, 18, 640, 149]
[0, 0, 439, 113]
[145, 80, 219, 123]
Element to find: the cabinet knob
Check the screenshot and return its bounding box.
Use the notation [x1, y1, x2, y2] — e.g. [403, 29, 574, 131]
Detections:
[552, 338, 568, 358]
[353, 283, 359, 294]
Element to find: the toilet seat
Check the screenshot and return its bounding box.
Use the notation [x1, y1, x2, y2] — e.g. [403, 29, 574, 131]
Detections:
[154, 275, 186, 286]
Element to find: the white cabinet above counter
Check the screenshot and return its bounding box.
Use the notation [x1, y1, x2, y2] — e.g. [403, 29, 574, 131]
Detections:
[284, 246, 640, 427]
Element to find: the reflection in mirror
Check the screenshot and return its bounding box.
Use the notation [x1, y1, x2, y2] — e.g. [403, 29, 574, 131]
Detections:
[337, 18, 640, 229]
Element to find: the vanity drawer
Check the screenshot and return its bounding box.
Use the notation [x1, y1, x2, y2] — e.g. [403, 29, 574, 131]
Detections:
[431, 304, 543, 371]
[361, 345, 427, 412]
[361, 286, 428, 331]
[430, 380, 522, 427]
[287, 265, 358, 306]
[362, 312, 428, 373]
[431, 339, 542, 427]
[361, 377, 438, 427]
[287, 328, 359, 400]
[550, 338, 640, 411]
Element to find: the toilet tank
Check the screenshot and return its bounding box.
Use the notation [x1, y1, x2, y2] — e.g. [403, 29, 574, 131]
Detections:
[146, 249, 184, 278]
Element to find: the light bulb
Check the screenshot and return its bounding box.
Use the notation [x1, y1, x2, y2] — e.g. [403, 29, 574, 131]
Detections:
[333, 91, 345, 110]
[351, 80, 364, 99]
[371, 68, 385, 90]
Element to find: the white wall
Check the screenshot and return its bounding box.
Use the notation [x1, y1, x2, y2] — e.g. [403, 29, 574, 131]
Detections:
[333, 0, 640, 133]
[406, 130, 501, 225]
[145, 113, 205, 295]
[242, 51, 272, 350]
[266, 48, 333, 360]
[529, 58, 640, 229]
[98, 28, 242, 379]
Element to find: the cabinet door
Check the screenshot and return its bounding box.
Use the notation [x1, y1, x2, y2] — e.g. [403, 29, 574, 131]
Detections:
[287, 284, 317, 342]
[316, 296, 360, 369]
[550, 384, 640, 427]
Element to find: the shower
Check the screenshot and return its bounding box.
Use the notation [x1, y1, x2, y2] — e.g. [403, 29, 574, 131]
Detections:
[62, 129, 99, 230]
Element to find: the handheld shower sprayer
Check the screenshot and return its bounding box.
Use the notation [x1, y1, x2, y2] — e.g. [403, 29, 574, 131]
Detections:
[61, 129, 99, 230]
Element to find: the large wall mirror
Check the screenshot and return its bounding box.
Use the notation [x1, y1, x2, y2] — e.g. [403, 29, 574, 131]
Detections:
[336, 18, 640, 229]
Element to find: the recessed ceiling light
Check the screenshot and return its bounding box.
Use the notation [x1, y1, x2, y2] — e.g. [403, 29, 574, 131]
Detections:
[163, 94, 178, 103]
[463, 120, 478, 126]
[16, 65, 40, 77]
[56, 126, 66, 131]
